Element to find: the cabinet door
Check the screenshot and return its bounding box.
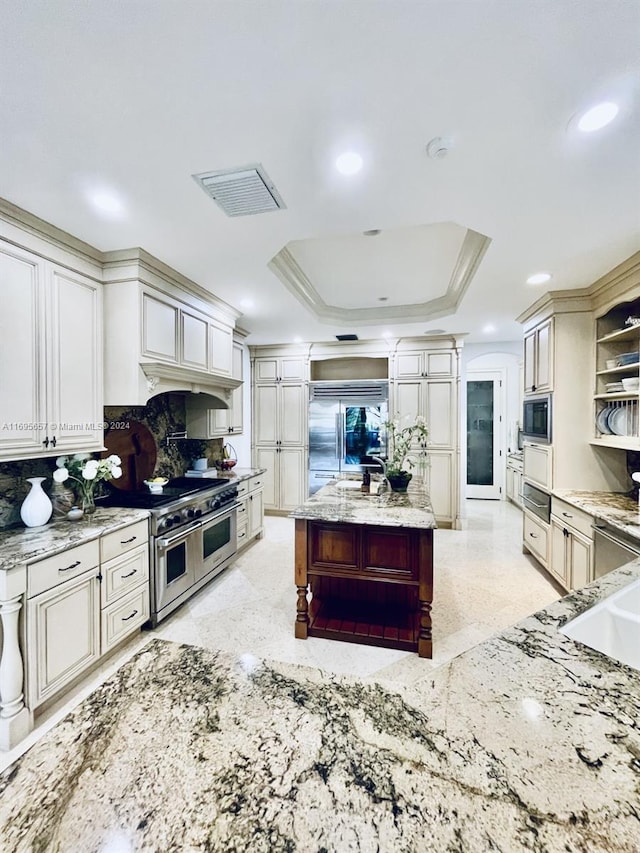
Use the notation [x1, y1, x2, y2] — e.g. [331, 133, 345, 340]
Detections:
[254, 385, 278, 444]
[535, 319, 553, 392]
[425, 380, 455, 448]
[255, 447, 278, 509]
[280, 357, 306, 382]
[229, 341, 244, 433]
[425, 451, 453, 523]
[279, 448, 305, 511]
[254, 358, 279, 382]
[27, 569, 100, 708]
[550, 520, 569, 587]
[210, 321, 233, 376]
[523, 443, 552, 490]
[523, 330, 536, 394]
[181, 311, 208, 369]
[505, 466, 515, 502]
[248, 489, 264, 537]
[0, 241, 46, 458]
[569, 530, 592, 590]
[142, 292, 178, 361]
[425, 351, 453, 377]
[48, 268, 103, 452]
[395, 352, 423, 379]
[514, 471, 524, 507]
[280, 384, 305, 445]
[394, 380, 423, 423]
[524, 511, 549, 567]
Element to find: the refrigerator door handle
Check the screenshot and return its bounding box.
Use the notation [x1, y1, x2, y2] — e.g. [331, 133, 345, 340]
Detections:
[335, 412, 341, 460]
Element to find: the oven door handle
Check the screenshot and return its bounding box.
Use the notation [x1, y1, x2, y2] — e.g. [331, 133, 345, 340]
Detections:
[200, 503, 240, 528]
[524, 497, 547, 509]
[157, 521, 202, 549]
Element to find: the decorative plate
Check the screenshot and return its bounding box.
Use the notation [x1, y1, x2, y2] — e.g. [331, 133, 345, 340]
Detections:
[607, 407, 630, 437]
[596, 406, 613, 435]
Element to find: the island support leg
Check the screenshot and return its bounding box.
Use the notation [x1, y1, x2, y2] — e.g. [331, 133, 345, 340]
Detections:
[417, 529, 434, 659]
[294, 519, 309, 639]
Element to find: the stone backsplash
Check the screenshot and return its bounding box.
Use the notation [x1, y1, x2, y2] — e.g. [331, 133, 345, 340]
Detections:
[0, 393, 223, 530]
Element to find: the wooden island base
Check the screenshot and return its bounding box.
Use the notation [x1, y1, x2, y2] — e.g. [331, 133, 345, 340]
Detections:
[295, 518, 433, 658]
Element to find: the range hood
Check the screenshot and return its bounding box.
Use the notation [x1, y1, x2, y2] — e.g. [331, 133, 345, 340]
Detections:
[140, 361, 241, 408]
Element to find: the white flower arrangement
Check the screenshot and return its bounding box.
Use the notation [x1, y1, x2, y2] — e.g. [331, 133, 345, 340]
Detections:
[54, 453, 122, 509]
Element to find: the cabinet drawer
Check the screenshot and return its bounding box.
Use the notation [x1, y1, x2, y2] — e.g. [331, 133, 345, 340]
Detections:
[28, 539, 100, 598]
[236, 498, 249, 522]
[249, 475, 264, 492]
[101, 584, 150, 653]
[236, 480, 249, 498]
[237, 522, 248, 548]
[524, 511, 549, 566]
[100, 519, 148, 563]
[101, 544, 149, 607]
[523, 443, 552, 490]
[551, 497, 594, 540]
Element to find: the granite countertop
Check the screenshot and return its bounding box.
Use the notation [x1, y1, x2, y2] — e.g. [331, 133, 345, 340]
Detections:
[554, 489, 640, 541]
[1, 563, 638, 850]
[0, 508, 150, 572]
[218, 466, 266, 482]
[290, 476, 437, 529]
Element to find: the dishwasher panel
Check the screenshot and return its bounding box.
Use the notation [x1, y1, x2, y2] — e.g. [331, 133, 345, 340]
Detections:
[593, 526, 640, 578]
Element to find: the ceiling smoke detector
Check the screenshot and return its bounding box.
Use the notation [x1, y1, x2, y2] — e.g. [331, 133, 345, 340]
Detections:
[426, 137, 452, 160]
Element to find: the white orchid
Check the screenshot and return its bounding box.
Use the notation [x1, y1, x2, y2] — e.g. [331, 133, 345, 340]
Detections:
[53, 467, 69, 483]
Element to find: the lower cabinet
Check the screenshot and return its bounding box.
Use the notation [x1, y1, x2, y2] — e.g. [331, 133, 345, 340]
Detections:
[522, 510, 549, 568]
[256, 446, 306, 512]
[236, 474, 265, 549]
[422, 451, 456, 526]
[26, 519, 149, 710]
[549, 497, 593, 591]
[506, 457, 523, 508]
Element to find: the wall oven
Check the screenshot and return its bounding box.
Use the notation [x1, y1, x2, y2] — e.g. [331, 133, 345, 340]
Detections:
[522, 394, 552, 444]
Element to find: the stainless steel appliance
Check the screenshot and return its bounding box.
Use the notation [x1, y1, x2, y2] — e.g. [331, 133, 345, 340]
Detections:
[308, 381, 389, 494]
[522, 481, 551, 523]
[593, 522, 640, 578]
[102, 477, 238, 625]
[522, 394, 552, 444]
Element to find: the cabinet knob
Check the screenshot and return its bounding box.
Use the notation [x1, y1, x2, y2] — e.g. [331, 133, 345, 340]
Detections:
[51, 436, 57, 447]
[42, 437, 49, 448]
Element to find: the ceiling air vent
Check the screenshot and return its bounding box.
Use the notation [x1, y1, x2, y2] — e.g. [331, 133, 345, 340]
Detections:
[192, 164, 286, 217]
[336, 334, 359, 341]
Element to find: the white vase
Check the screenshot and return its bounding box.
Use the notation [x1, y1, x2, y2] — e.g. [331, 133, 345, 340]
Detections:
[20, 477, 53, 528]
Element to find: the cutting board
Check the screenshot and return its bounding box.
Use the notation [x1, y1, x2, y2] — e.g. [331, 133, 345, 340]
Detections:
[102, 421, 157, 491]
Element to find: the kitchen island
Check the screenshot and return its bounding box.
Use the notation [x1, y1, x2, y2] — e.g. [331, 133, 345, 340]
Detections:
[290, 478, 436, 657]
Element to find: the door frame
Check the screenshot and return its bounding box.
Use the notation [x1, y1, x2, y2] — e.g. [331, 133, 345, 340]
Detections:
[465, 368, 506, 500]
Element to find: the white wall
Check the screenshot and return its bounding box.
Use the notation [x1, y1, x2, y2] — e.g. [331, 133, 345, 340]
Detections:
[459, 342, 523, 521]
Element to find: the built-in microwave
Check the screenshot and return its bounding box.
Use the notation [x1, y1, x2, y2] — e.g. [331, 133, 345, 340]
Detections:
[522, 394, 551, 444]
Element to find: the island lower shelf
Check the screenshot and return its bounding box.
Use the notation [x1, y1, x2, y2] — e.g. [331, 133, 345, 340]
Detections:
[294, 518, 433, 657]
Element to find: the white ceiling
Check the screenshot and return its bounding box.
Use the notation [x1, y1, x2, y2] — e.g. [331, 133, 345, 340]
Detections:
[1, 0, 639, 345]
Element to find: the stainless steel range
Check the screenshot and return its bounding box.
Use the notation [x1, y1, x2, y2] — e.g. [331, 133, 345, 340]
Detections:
[102, 477, 239, 626]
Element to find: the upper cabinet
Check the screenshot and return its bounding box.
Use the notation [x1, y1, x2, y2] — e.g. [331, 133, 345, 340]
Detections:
[0, 238, 103, 461]
[102, 250, 241, 406]
[523, 317, 553, 395]
[395, 349, 454, 379]
[254, 355, 308, 384]
[186, 338, 245, 438]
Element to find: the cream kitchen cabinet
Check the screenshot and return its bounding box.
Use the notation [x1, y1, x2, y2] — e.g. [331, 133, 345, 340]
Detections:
[236, 473, 265, 549]
[254, 383, 306, 447]
[25, 518, 149, 712]
[523, 318, 553, 395]
[256, 446, 305, 512]
[0, 241, 104, 461]
[506, 455, 524, 508]
[549, 497, 593, 591]
[26, 541, 102, 708]
[186, 339, 244, 438]
[253, 355, 307, 384]
[393, 379, 455, 450]
[523, 510, 549, 568]
[522, 442, 552, 491]
[395, 349, 454, 379]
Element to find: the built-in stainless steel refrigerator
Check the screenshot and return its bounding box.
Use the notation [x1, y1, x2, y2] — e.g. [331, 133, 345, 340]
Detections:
[308, 381, 388, 495]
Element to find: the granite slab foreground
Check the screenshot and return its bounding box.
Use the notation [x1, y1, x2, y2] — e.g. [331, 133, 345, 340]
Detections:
[1, 564, 639, 851]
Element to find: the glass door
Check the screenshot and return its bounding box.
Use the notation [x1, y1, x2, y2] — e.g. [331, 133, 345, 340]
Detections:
[342, 404, 387, 471]
[466, 372, 503, 499]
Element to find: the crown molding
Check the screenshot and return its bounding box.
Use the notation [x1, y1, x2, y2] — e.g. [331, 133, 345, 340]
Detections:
[268, 228, 491, 326]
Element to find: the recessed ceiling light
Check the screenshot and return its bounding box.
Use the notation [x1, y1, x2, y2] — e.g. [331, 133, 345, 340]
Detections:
[87, 188, 125, 218]
[239, 298, 254, 310]
[577, 101, 619, 133]
[526, 272, 552, 285]
[483, 323, 496, 334]
[381, 331, 392, 339]
[335, 151, 363, 175]
[293, 336, 302, 343]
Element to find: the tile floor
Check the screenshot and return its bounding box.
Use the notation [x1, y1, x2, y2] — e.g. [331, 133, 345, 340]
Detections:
[1, 499, 562, 771]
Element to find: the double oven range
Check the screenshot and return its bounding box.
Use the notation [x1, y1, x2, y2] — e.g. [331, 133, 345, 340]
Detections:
[102, 477, 238, 626]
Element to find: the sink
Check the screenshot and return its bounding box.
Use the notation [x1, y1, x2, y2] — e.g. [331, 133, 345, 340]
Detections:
[560, 579, 640, 671]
